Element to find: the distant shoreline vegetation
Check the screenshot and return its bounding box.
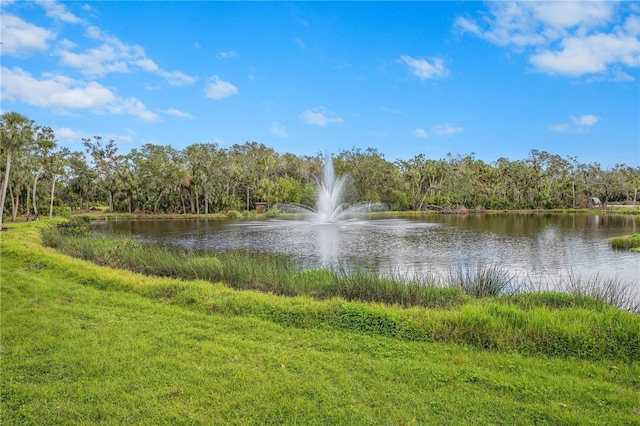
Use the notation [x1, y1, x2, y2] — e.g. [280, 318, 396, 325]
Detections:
[1, 112, 639, 224]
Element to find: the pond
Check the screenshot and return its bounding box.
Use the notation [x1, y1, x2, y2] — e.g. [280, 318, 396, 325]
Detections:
[93, 213, 639, 294]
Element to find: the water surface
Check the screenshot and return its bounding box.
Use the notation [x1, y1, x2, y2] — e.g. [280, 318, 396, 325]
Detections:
[93, 213, 639, 291]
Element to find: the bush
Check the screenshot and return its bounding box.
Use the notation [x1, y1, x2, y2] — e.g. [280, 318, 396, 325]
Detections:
[49, 205, 72, 218]
[226, 210, 242, 219]
[265, 208, 281, 218]
[610, 234, 640, 250]
[55, 216, 91, 236]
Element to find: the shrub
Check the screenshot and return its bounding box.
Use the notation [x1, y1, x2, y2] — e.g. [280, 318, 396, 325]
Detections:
[610, 234, 640, 250]
[55, 216, 91, 236]
[265, 208, 281, 218]
[226, 210, 242, 219]
[50, 205, 72, 218]
[448, 264, 517, 297]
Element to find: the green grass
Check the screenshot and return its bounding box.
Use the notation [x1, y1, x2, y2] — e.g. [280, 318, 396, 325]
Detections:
[610, 233, 640, 252]
[40, 218, 640, 314]
[2, 221, 640, 424]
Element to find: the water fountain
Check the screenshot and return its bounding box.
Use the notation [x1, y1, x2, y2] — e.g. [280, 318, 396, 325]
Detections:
[278, 155, 386, 223]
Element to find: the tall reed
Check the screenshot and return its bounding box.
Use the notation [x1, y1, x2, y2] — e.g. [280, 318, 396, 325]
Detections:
[40, 221, 639, 313]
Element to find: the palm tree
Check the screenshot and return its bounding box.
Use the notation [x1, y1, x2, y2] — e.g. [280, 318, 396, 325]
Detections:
[1, 112, 33, 229]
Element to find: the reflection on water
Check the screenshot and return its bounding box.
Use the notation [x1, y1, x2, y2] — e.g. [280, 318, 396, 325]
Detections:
[93, 214, 639, 293]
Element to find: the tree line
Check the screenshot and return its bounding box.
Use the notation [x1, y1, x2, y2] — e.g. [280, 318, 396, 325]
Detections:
[1, 111, 638, 227]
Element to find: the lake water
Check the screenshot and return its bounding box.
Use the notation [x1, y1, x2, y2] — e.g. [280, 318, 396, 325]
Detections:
[93, 213, 639, 293]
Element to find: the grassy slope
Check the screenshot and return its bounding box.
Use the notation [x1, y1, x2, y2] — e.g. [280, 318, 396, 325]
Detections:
[2, 222, 639, 425]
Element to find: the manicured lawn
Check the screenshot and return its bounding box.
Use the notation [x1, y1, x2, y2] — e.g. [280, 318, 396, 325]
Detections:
[2, 222, 639, 425]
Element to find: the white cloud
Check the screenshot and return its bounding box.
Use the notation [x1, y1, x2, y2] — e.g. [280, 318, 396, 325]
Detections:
[217, 50, 237, 58]
[133, 58, 158, 72]
[549, 114, 601, 133]
[380, 106, 403, 115]
[455, 2, 639, 80]
[159, 70, 197, 86]
[36, 0, 83, 24]
[571, 114, 601, 127]
[526, 2, 614, 31]
[431, 123, 463, 136]
[0, 14, 57, 56]
[270, 122, 288, 138]
[0, 66, 157, 121]
[413, 124, 463, 137]
[164, 108, 193, 119]
[399, 55, 449, 80]
[414, 128, 427, 138]
[294, 38, 306, 49]
[57, 44, 129, 76]
[205, 75, 238, 100]
[299, 108, 344, 126]
[109, 98, 157, 121]
[529, 31, 640, 76]
[55, 127, 89, 141]
[54, 25, 196, 85]
[56, 127, 134, 144]
[549, 123, 570, 133]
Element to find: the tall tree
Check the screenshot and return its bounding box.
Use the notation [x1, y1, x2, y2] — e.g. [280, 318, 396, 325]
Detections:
[30, 126, 57, 218]
[48, 148, 70, 219]
[0, 112, 33, 229]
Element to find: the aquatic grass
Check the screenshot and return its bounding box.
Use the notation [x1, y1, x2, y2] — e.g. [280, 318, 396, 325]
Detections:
[499, 292, 609, 312]
[610, 233, 640, 251]
[556, 273, 640, 314]
[293, 266, 469, 309]
[447, 264, 518, 298]
[40, 224, 640, 313]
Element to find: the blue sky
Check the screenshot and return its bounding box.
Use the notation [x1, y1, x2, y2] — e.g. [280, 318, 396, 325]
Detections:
[1, 1, 639, 167]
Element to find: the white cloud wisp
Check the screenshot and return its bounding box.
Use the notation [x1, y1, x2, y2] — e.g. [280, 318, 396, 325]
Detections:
[399, 55, 449, 81]
[205, 76, 238, 100]
[299, 108, 344, 126]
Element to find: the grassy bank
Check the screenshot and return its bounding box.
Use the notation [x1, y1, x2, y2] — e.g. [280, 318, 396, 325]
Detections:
[41, 217, 640, 314]
[610, 233, 640, 252]
[2, 221, 640, 424]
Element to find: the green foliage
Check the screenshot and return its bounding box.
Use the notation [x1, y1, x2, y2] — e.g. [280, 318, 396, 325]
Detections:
[3, 111, 640, 219]
[448, 264, 516, 297]
[500, 292, 608, 311]
[49, 205, 72, 218]
[226, 209, 241, 219]
[52, 216, 91, 236]
[265, 207, 281, 218]
[610, 233, 640, 250]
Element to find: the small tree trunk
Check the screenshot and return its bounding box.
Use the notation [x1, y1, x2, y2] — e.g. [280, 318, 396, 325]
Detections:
[189, 188, 195, 213]
[204, 192, 209, 215]
[33, 165, 43, 218]
[8, 184, 15, 222]
[179, 188, 186, 214]
[0, 149, 12, 229]
[13, 185, 20, 221]
[108, 190, 114, 213]
[154, 190, 164, 213]
[49, 176, 57, 219]
[26, 186, 31, 221]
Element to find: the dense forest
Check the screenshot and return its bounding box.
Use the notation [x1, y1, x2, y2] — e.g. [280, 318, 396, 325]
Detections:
[1, 111, 639, 226]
